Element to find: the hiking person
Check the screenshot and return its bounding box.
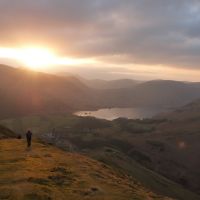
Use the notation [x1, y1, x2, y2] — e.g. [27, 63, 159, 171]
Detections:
[26, 130, 32, 148]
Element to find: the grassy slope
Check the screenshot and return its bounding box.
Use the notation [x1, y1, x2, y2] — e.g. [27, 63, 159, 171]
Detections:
[1, 115, 200, 200]
[90, 149, 200, 200]
[0, 139, 171, 200]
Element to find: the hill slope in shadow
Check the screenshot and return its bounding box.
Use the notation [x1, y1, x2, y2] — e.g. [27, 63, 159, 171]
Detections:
[0, 65, 94, 119]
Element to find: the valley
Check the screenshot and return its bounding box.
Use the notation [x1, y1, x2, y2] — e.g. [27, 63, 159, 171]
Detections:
[1, 65, 200, 119]
[0, 65, 200, 200]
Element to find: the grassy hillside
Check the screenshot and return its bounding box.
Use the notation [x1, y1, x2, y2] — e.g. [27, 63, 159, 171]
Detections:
[89, 148, 200, 200]
[0, 139, 171, 200]
[1, 115, 200, 199]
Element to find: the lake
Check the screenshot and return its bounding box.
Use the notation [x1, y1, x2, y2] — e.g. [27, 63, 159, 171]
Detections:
[74, 107, 171, 120]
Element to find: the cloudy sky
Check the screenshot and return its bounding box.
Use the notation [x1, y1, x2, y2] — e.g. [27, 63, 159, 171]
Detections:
[0, 0, 200, 81]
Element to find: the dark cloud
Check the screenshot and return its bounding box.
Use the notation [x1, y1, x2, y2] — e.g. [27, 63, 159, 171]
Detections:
[0, 0, 200, 70]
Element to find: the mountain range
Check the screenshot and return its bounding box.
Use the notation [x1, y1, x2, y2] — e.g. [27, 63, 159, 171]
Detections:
[80, 78, 142, 89]
[0, 65, 200, 119]
[0, 65, 93, 119]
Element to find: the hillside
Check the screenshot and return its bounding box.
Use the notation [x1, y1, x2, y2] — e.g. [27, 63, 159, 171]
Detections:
[157, 98, 200, 121]
[118, 100, 200, 195]
[132, 80, 200, 106]
[101, 80, 200, 108]
[80, 78, 141, 89]
[2, 115, 200, 199]
[0, 65, 95, 119]
[0, 139, 172, 200]
[0, 124, 16, 139]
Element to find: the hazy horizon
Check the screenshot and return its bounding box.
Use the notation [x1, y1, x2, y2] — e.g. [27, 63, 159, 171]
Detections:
[0, 0, 200, 81]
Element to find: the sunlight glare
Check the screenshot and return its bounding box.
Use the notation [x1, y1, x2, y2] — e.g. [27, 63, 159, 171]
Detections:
[0, 47, 96, 71]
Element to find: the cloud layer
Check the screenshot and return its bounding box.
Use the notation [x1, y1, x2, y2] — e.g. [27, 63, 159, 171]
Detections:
[0, 0, 200, 79]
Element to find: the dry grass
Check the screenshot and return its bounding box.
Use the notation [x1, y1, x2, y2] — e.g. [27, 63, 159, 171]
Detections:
[0, 139, 172, 200]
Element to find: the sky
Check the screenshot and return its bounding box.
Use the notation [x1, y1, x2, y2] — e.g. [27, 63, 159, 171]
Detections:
[0, 0, 200, 81]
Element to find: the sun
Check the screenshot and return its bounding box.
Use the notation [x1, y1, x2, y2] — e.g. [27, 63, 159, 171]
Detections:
[0, 47, 57, 70]
[18, 47, 56, 70]
[0, 46, 97, 71]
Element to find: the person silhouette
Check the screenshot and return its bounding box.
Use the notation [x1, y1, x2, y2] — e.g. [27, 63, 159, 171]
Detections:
[26, 130, 32, 148]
